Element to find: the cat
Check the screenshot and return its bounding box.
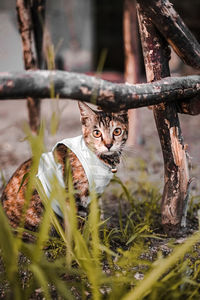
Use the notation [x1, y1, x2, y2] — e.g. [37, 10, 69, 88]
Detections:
[1, 102, 128, 235]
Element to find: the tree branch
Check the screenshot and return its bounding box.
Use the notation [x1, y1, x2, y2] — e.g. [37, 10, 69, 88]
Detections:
[16, 0, 45, 134]
[139, 0, 200, 69]
[0, 71, 199, 111]
[16, 0, 36, 70]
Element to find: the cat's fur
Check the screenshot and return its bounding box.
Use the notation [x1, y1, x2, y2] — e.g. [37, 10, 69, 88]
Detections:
[1, 102, 128, 232]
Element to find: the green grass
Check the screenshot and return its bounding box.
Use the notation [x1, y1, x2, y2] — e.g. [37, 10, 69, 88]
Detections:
[1, 123, 200, 299]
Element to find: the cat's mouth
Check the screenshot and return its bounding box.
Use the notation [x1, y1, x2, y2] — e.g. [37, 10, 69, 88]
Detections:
[101, 146, 121, 157]
[103, 150, 115, 156]
[100, 152, 120, 168]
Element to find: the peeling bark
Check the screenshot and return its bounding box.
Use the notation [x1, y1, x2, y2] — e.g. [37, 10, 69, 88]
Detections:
[16, 0, 36, 70]
[138, 0, 200, 115]
[137, 2, 190, 235]
[138, 0, 200, 69]
[176, 96, 200, 115]
[0, 71, 199, 112]
[16, 0, 45, 133]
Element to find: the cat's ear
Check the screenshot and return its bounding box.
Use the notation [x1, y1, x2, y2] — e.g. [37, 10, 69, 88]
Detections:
[78, 102, 96, 123]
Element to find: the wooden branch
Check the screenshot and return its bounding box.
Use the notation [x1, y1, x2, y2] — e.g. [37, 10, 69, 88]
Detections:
[176, 96, 200, 116]
[16, 0, 36, 70]
[138, 0, 200, 69]
[0, 71, 199, 111]
[137, 2, 190, 235]
[16, 0, 45, 133]
[138, 0, 200, 115]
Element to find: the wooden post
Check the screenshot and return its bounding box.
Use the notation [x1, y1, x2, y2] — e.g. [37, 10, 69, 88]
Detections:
[16, 0, 45, 134]
[123, 0, 141, 146]
[137, 1, 190, 235]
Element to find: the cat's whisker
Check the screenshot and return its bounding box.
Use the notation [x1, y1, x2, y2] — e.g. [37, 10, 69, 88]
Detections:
[121, 153, 129, 164]
[124, 144, 135, 151]
[120, 155, 129, 169]
[122, 146, 137, 156]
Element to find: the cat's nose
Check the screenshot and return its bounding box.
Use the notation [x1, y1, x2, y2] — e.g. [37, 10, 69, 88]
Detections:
[105, 143, 113, 150]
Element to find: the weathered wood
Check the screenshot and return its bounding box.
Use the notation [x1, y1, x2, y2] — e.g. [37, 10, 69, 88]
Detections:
[138, 0, 200, 69]
[16, 0, 37, 70]
[138, 0, 200, 115]
[123, 0, 141, 145]
[16, 0, 45, 133]
[0, 71, 199, 111]
[137, 2, 190, 234]
[176, 96, 200, 115]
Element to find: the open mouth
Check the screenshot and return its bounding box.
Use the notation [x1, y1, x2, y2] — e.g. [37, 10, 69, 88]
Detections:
[103, 150, 116, 156]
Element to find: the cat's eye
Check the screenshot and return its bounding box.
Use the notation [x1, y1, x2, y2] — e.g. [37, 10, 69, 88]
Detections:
[93, 129, 102, 138]
[113, 128, 122, 136]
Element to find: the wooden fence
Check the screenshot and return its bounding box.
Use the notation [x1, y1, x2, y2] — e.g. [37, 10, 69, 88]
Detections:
[0, 0, 200, 235]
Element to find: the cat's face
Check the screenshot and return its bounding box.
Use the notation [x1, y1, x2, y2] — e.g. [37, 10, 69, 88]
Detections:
[78, 102, 128, 159]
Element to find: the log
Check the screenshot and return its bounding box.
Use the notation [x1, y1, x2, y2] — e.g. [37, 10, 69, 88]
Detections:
[0, 71, 199, 112]
[138, 0, 200, 69]
[137, 2, 190, 234]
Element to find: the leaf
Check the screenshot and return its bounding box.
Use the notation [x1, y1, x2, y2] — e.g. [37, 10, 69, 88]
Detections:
[111, 177, 132, 202]
[126, 225, 149, 245]
[0, 169, 6, 189]
[0, 204, 18, 280]
[30, 264, 51, 300]
[17, 172, 29, 193]
[121, 230, 200, 300]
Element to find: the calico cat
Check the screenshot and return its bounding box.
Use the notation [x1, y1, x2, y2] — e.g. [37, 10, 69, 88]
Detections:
[1, 102, 128, 233]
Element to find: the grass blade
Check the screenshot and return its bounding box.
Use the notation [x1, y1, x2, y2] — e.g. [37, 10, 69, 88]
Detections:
[122, 230, 200, 300]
